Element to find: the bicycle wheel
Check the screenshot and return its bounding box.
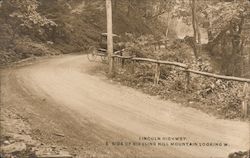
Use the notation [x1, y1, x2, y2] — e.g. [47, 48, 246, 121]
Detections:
[87, 46, 97, 62]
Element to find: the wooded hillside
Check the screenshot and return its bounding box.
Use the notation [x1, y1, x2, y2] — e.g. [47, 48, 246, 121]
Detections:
[0, 0, 249, 78]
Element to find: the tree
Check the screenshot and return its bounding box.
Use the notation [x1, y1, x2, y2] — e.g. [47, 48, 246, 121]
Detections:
[190, 0, 199, 58]
[203, 0, 249, 76]
[1, 0, 57, 42]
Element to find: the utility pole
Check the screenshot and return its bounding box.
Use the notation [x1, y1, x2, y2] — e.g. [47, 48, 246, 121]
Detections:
[106, 0, 114, 75]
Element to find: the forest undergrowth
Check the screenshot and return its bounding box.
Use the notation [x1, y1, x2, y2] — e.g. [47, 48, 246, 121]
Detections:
[101, 35, 250, 120]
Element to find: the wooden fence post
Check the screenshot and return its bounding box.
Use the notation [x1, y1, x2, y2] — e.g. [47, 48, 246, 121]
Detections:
[154, 63, 160, 85]
[242, 82, 249, 118]
[185, 67, 191, 91]
[130, 60, 135, 74]
[129, 55, 136, 74]
[112, 56, 116, 76]
[122, 58, 125, 68]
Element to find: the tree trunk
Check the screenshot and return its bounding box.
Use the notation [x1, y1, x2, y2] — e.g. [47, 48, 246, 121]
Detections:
[195, 10, 202, 56]
[127, 0, 132, 16]
[191, 0, 198, 58]
[165, 11, 171, 38]
[196, 16, 201, 44]
[228, 16, 245, 77]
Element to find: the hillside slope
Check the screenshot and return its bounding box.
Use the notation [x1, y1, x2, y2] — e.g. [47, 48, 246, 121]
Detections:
[38, 0, 166, 51]
[0, 0, 166, 65]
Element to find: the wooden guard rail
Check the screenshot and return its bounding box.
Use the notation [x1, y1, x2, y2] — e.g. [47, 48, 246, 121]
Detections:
[112, 55, 250, 118]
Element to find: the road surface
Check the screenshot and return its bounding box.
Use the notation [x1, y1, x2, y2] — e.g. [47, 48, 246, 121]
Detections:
[1, 55, 249, 158]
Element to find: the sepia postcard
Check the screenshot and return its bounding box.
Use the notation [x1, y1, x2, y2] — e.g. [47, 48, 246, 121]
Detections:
[0, 0, 249, 158]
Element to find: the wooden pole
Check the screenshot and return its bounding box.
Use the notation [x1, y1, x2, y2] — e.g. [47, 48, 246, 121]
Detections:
[112, 56, 116, 75]
[106, 0, 114, 75]
[130, 60, 135, 74]
[154, 63, 160, 85]
[242, 82, 248, 118]
[121, 59, 125, 68]
[185, 67, 191, 91]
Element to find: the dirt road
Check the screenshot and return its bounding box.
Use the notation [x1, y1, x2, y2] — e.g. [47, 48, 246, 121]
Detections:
[1, 55, 249, 158]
